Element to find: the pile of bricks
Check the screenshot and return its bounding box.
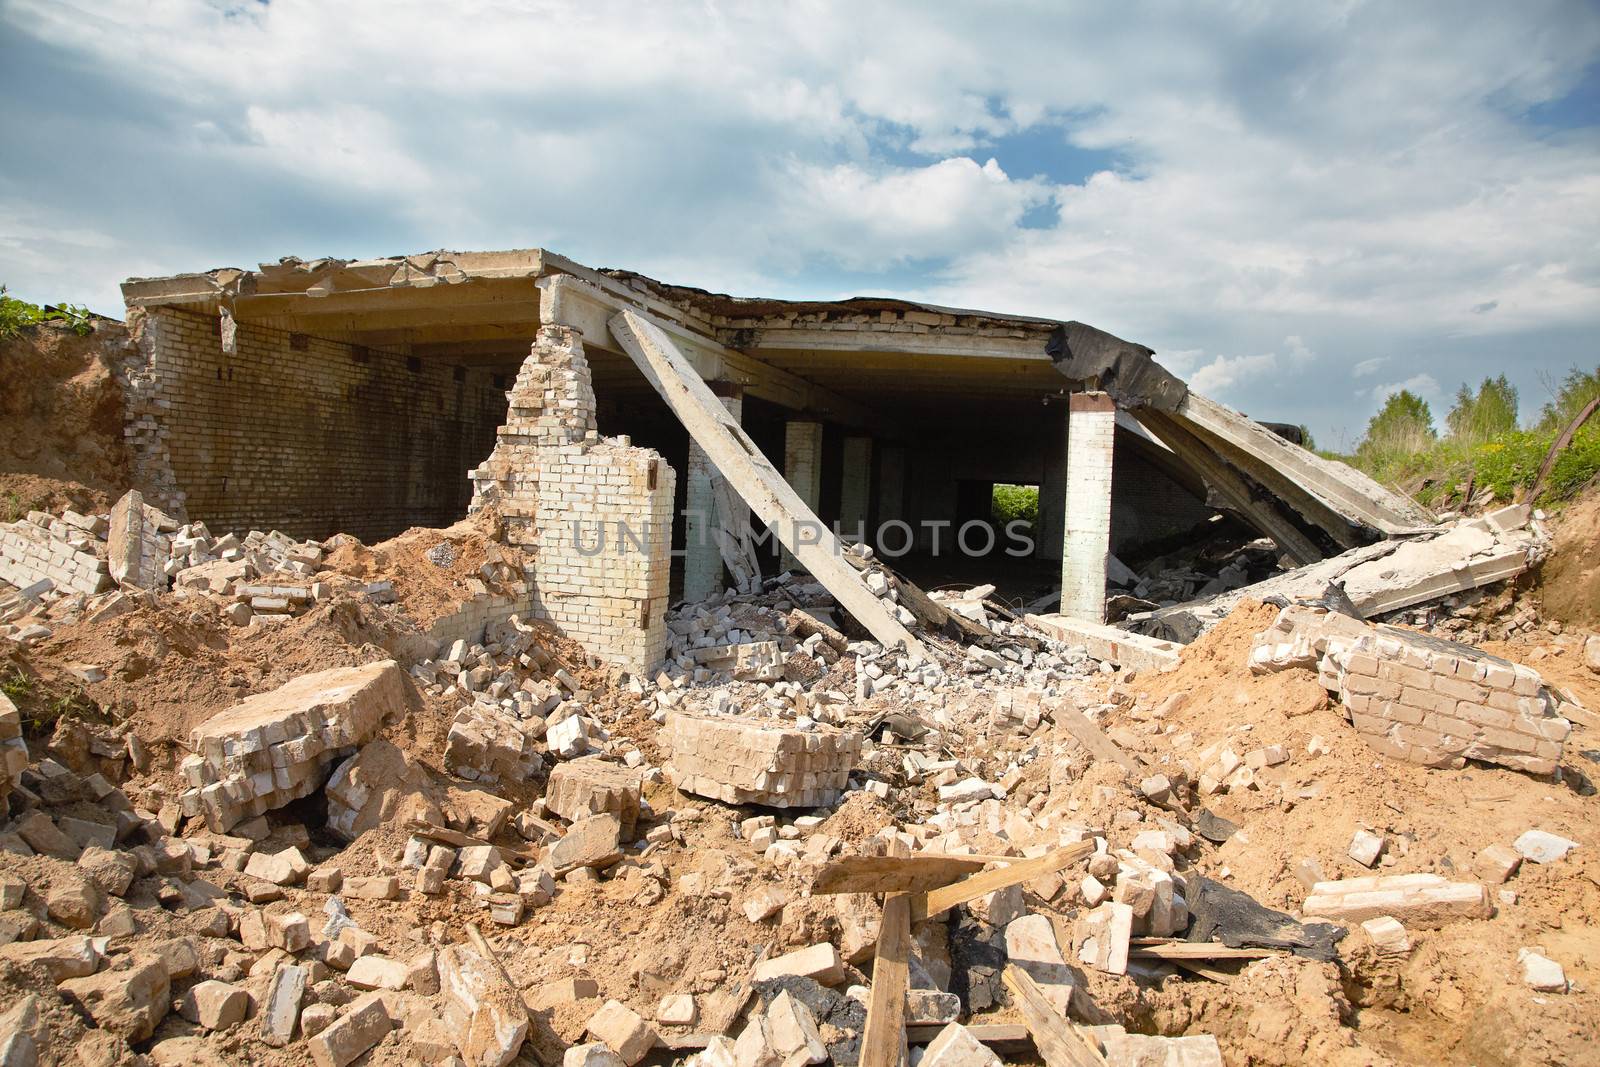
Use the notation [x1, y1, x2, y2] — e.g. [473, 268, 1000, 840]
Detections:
[0, 509, 111, 602]
[545, 756, 644, 835]
[1252, 605, 1572, 774]
[663, 711, 860, 808]
[445, 702, 545, 784]
[179, 660, 405, 831]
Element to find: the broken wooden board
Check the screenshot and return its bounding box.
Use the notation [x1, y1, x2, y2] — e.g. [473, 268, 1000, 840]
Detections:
[860, 893, 912, 1067]
[812, 854, 993, 896]
[1001, 965, 1107, 1067]
[1048, 699, 1144, 777]
[1129, 942, 1282, 960]
[610, 309, 927, 663]
[911, 842, 1095, 925]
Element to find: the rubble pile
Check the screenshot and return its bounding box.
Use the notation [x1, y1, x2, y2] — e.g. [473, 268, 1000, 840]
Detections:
[0, 487, 1595, 1067]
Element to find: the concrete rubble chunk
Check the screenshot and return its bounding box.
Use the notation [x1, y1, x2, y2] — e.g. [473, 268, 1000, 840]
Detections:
[0, 935, 102, 980]
[655, 993, 697, 1026]
[1474, 844, 1522, 883]
[751, 943, 846, 986]
[1303, 874, 1492, 928]
[566, 1043, 627, 1067]
[1513, 830, 1577, 864]
[921, 1022, 1004, 1067]
[662, 711, 860, 808]
[1518, 949, 1567, 992]
[182, 980, 250, 1031]
[58, 953, 170, 1041]
[1076, 901, 1133, 976]
[764, 991, 827, 1065]
[1348, 829, 1385, 868]
[182, 660, 406, 831]
[548, 813, 624, 876]
[586, 999, 657, 1066]
[307, 991, 392, 1067]
[1004, 914, 1074, 1016]
[1360, 916, 1411, 956]
[438, 945, 529, 1067]
[262, 962, 308, 1047]
[347, 955, 410, 990]
[546, 757, 645, 835]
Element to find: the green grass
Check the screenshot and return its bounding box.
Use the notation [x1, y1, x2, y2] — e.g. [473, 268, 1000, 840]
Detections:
[992, 483, 1039, 526]
[1337, 421, 1600, 510]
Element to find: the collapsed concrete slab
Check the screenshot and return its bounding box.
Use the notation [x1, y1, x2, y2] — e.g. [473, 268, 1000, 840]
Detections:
[180, 660, 406, 830]
[663, 711, 860, 808]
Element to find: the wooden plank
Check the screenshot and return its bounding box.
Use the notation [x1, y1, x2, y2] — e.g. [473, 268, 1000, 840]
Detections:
[911, 842, 1095, 925]
[1001, 965, 1106, 1067]
[1178, 392, 1435, 532]
[1051, 700, 1143, 777]
[1136, 409, 1323, 564]
[812, 854, 991, 895]
[860, 893, 912, 1067]
[609, 309, 928, 662]
[1129, 942, 1281, 960]
[1170, 959, 1238, 984]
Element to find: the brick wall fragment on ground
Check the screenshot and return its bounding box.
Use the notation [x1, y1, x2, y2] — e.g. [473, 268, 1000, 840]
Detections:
[469, 325, 675, 674]
[663, 711, 860, 808]
[179, 660, 406, 831]
[0, 509, 113, 601]
[1252, 604, 1572, 774]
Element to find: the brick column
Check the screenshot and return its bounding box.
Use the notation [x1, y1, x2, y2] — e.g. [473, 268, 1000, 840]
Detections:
[782, 419, 823, 569]
[1060, 392, 1115, 621]
[838, 435, 873, 541]
[683, 389, 743, 602]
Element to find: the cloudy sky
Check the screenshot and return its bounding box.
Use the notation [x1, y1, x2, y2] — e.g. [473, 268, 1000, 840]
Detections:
[2, 1, 1597, 446]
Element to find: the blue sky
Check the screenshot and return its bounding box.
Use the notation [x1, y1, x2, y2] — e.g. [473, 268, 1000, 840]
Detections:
[1, 1, 1597, 447]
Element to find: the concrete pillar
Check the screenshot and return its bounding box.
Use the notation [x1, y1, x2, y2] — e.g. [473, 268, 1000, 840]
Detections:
[782, 419, 823, 569]
[838, 435, 873, 542]
[683, 389, 743, 602]
[1060, 392, 1115, 621]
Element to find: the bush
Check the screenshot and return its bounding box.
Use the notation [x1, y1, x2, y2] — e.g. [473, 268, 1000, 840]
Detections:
[0, 285, 95, 339]
[991, 483, 1039, 527]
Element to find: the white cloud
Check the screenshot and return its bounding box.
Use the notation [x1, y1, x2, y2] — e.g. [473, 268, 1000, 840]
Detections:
[0, 0, 1597, 440]
[1369, 374, 1442, 404]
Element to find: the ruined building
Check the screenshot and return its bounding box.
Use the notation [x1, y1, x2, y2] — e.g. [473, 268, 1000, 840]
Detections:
[118, 249, 1434, 673]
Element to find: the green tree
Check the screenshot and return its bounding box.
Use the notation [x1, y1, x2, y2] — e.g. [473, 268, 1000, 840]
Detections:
[1356, 389, 1435, 465]
[1538, 365, 1600, 431]
[1446, 375, 1519, 446]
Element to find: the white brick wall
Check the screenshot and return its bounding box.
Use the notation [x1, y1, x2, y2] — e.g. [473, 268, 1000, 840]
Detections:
[469, 326, 676, 674]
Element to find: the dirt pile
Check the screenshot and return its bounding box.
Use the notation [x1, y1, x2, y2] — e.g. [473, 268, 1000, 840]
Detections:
[0, 322, 131, 517]
[1534, 489, 1600, 629]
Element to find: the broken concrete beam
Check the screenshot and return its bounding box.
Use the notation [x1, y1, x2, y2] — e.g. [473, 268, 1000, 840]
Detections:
[1302, 873, 1491, 928]
[663, 711, 860, 808]
[182, 660, 405, 831]
[1024, 614, 1181, 673]
[546, 757, 644, 836]
[608, 308, 926, 662]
